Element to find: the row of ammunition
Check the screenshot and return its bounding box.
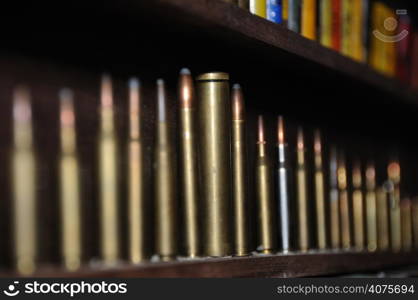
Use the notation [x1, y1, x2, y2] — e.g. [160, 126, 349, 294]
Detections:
[6, 70, 418, 275]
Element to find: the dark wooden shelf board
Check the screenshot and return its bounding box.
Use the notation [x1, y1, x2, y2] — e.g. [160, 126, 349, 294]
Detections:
[2, 251, 418, 278]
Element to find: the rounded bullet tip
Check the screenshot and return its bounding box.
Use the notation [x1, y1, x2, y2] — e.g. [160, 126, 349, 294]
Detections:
[59, 88, 73, 100]
[180, 68, 191, 75]
[129, 78, 140, 89]
[232, 83, 241, 89]
[157, 78, 164, 85]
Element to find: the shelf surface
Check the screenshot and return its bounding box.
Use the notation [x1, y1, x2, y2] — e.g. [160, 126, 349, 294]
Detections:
[2, 251, 418, 278]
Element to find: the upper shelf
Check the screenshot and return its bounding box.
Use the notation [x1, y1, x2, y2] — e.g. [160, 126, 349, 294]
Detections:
[122, 0, 417, 105]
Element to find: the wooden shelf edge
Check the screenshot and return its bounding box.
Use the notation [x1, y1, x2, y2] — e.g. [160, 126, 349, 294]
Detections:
[1, 251, 417, 278]
[127, 0, 418, 104]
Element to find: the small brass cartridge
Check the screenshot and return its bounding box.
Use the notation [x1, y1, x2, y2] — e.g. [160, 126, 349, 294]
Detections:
[376, 186, 389, 251]
[329, 147, 340, 249]
[314, 130, 326, 250]
[127, 78, 147, 263]
[98, 75, 120, 265]
[387, 162, 401, 252]
[400, 199, 412, 252]
[231, 84, 250, 256]
[277, 116, 290, 253]
[12, 86, 37, 275]
[296, 128, 309, 252]
[197, 72, 232, 257]
[179, 69, 199, 258]
[155, 79, 177, 261]
[352, 161, 364, 251]
[365, 164, 377, 252]
[59, 89, 81, 271]
[338, 153, 351, 250]
[256, 116, 277, 254]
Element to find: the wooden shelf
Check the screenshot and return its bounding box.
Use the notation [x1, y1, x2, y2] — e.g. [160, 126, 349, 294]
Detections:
[2, 251, 418, 278]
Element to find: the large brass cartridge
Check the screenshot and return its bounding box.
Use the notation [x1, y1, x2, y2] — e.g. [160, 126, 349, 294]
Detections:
[413, 198, 418, 249]
[387, 162, 401, 252]
[338, 153, 351, 250]
[401, 199, 412, 252]
[155, 79, 177, 261]
[12, 86, 37, 275]
[231, 84, 249, 256]
[59, 89, 81, 271]
[197, 72, 232, 257]
[179, 69, 199, 258]
[256, 116, 277, 254]
[314, 131, 326, 250]
[296, 128, 309, 252]
[376, 186, 389, 251]
[365, 164, 377, 252]
[127, 78, 147, 263]
[352, 161, 364, 251]
[277, 116, 290, 253]
[329, 147, 340, 249]
[98, 75, 120, 265]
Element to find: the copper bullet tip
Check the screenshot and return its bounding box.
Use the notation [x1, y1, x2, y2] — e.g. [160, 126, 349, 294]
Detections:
[366, 164, 376, 180]
[277, 116, 284, 144]
[314, 130, 321, 153]
[257, 115, 265, 143]
[13, 86, 31, 123]
[59, 88, 75, 128]
[232, 83, 244, 121]
[101, 74, 113, 108]
[179, 69, 194, 109]
[129, 77, 140, 89]
[297, 127, 304, 150]
[157, 78, 166, 122]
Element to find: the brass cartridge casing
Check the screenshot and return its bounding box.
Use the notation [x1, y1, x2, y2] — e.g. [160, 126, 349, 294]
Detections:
[376, 186, 389, 251]
[98, 75, 120, 265]
[329, 147, 340, 249]
[365, 164, 377, 252]
[12, 86, 37, 275]
[413, 199, 418, 249]
[401, 199, 412, 252]
[338, 153, 351, 250]
[296, 128, 309, 252]
[197, 72, 232, 257]
[59, 89, 81, 271]
[155, 79, 177, 261]
[314, 131, 326, 250]
[127, 79, 147, 263]
[256, 116, 277, 254]
[179, 69, 200, 258]
[352, 162, 364, 251]
[231, 84, 249, 256]
[388, 162, 401, 252]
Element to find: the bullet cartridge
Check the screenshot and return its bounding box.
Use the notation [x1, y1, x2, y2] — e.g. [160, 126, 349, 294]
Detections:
[401, 199, 412, 252]
[12, 86, 37, 275]
[59, 89, 82, 271]
[376, 186, 389, 251]
[98, 75, 120, 265]
[155, 79, 177, 261]
[197, 72, 232, 257]
[365, 164, 377, 252]
[338, 153, 351, 250]
[314, 131, 326, 250]
[387, 162, 401, 252]
[352, 161, 364, 251]
[277, 116, 290, 253]
[127, 78, 147, 263]
[413, 198, 418, 249]
[179, 69, 200, 258]
[296, 128, 309, 252]
[329, 147, 340, 249]
[231, 84, 250, 256]
[255, 116, 277, 254]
